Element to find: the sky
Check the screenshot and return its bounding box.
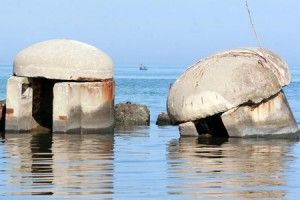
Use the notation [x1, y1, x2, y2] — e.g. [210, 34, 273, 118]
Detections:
[0, 0, 299, 67]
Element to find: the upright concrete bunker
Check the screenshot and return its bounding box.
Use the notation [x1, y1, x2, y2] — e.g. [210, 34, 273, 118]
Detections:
[5, 39, 114, 133]
[167, 48, 299, 138]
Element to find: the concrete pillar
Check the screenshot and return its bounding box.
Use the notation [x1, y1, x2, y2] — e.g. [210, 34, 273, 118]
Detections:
[52, 82, 81, 133]
[5, 76, 37, 132]
[179, 121, 199, 137]
[80, 81, 114, 133]
[221, 91, 299, 137]
[53, 81, 114, 133]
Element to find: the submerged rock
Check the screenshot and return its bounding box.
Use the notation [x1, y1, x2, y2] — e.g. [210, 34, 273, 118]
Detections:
[115, 102, 150, 127]
[167, 48, 298, 137]
[156, 112, 173, 126]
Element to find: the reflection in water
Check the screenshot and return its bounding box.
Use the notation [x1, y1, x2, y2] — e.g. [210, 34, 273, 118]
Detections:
[4, 133, 114, 197]
[1, 131, 300, 199]
[167, 137, 298, 199]
[31, 133, 53, 195]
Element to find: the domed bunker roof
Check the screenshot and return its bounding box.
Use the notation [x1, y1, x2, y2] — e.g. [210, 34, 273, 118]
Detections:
[13, 39, 113, 81]
[167, 48, 291, 123]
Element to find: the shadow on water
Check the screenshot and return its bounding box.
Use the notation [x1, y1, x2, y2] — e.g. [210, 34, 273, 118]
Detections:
[167, 136, 299, 199]
[3, 132, 114, 197]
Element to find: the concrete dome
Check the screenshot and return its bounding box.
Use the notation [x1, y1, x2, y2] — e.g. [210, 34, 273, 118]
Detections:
[13, 39, 113, 81]
[167, 48, 290, 123]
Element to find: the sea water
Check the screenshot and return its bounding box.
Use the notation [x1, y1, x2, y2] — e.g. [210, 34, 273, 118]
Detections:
[0, 65, 299, 199]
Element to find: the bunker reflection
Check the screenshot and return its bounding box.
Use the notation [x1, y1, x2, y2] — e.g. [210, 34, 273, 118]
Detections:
[4, 133, 114, 196]
[167, 137, 298, 199]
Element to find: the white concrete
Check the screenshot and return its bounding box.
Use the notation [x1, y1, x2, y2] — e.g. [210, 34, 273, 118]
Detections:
[52, 82, 81, 132]
[53, 81, 114, 133]
[80, 82, 114, 132]
[5, 76, 37, 131]
[14, 39, 114, 81]
[167, 48, 290, 123]
[221, 91, 299, 137]
[179, 121, 199, 137]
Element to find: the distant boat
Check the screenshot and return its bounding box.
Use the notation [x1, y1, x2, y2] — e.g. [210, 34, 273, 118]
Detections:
[139, 64, 148, 70]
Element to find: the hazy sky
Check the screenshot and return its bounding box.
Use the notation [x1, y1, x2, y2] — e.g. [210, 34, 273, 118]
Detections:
[0, 0, 299, 67]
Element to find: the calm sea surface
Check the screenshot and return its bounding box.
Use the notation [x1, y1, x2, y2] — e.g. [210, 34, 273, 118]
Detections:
[0, 65, 299, 199]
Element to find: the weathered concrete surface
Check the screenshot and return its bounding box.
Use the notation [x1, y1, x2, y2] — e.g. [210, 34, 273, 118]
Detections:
[53, 82, 81, 132]
[179, 122, 199, 137]
[5, 76, 38, 132]
[167, 48, 290, 123]
[0, 100, 5, 132]
[221, 91, 299, 137]
[156, 112, 173, 126]
[115, 102, 150, 126]
[14, 39, 113, 81]
[53, 81, 114, 133]
[80, 81, 114, 133]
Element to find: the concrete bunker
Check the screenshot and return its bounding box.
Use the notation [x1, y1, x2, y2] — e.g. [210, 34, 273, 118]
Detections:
[168, 48, 299, 137]
[5, 39, 115, 133]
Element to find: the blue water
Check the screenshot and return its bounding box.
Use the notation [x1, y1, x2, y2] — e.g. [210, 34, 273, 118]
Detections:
[0, 65, 299, 199]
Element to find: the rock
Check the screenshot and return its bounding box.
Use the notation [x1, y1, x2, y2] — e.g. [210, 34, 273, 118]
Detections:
[179, 122, 199, 137]
[115, 102, 150, 126]
[221, 91, 299, 137]
[0, 99, 5, 132]
[14, 39, 113, 81]
[167, 48, 298, 137]
[156, 112, 173, 126]
[167, 48, 290, 123]
[53, 81, 114, 133]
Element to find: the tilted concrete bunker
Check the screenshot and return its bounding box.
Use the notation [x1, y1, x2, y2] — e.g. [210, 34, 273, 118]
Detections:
[167, 48, 299, 137]
[5, 39, 114, 133]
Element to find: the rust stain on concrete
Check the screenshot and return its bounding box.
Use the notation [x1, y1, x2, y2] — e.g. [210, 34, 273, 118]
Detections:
[59, 115, 68, 121]
[6, 108, 14, 115]
[76, 77, 113, 82]
[80, 83, 101, 99]
[102, 80, 114, 102]
[79, 81, 114, 103]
